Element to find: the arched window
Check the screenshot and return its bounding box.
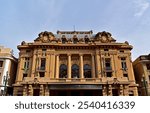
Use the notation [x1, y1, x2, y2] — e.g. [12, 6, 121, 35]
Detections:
[84, 64, 91, 78]
[72, 64, 79, 78]
[59, 64, 67, 78]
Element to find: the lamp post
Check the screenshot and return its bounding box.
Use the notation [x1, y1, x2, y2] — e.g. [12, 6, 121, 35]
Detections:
[3, 71, 10, 96]
[141, 76, 148, 96]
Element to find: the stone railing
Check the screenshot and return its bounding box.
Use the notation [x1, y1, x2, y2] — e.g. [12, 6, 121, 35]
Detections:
[22, 77, 129, 84]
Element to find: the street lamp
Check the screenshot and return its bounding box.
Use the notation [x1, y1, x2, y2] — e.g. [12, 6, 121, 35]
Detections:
[141, 76, 148, 96]
[3, 71, 10, 96]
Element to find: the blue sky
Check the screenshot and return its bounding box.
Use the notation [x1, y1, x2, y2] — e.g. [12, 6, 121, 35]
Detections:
[0, 0, 150, 60]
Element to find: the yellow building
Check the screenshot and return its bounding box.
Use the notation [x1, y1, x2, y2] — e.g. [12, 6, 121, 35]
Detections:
[13, 31, 138, 96]
[133, 54, 150, 96]
[0, 46, 17, 95]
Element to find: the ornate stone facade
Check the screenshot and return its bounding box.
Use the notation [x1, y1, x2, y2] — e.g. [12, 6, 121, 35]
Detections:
[0, 46, 17, 95]
[133, 54, 150, 96]
[13, 31, 138, 96]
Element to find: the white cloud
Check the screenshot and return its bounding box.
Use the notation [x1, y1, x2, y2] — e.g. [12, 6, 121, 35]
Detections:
[134, 0, 149, 17]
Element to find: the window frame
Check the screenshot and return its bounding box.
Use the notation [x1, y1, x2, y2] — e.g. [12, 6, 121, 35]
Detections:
[0, 61, 3, 67]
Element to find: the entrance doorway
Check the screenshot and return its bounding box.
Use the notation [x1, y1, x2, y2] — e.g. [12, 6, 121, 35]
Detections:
[49, 90, 103, 96]
[112, 89, 119, 96]
[33, 89, 40, 96]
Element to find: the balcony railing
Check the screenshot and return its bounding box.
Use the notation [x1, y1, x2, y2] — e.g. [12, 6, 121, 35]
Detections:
[37, 67, 45, 71]
[22, 77, 129, 84]
[105, 67, 112, 70]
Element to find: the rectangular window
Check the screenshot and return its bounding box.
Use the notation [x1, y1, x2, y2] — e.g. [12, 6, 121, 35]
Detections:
[121, 57, 127, 70]
[106, 72, 112, 77]
[33, 89, 40, 96]
[120, 50, 124, 53]
[62, 39, 66, 44]
[24, 58, 30, 69]
[105, 58, 112, 70]
[40, 58, 46, 70]
[23, 73, 27, 80]
[42, 49, 46, 51]
[104, 49, 109, 51]
[26, 50, 31, 53]
[146, 64, 150, 70]
[0, 61, 3, 67]
[42, 49, 46, 56]
[123, 74, 128, 77]
[39, 72, 45, 77]
[73, 39, 78, 44]
[112, 89, 119, 96]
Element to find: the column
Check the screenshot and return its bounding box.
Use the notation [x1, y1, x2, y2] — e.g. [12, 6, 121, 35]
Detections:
[124, 85, 129, 96]
[40, 85, 44, 96]
[80, 54, 84, 79]
[28, 85, 33, 96]
[96, 53, 101, 78]
[108, 85, 112, 96]
[102, 85, 107, 96]
[23, 85, 27, 96]
[46, 51, 50, 77]
[49, 54, 52, 78]
[91, 54, 96, 78]
[68, 54, 71, 79]
[133, 87, 138, 96]
[55, 55, 60, 79]
[119, 85, 123, 96]
[45, 85, 49, 96]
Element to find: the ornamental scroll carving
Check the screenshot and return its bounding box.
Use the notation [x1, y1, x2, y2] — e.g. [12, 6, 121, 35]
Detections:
[95, 31, 116, 43]
[34, 31, 55, 43]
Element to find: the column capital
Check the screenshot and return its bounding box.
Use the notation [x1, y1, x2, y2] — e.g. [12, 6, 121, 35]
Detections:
[91, 53, 95, 56]
[96, 53, 100, 55]
[56, 54, 60, 56]
[67, 53, 71, 56]
[79, 53, 83, 56]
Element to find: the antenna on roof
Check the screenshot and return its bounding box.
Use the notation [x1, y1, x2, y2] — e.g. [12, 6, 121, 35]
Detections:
[73, 25, 76, 31]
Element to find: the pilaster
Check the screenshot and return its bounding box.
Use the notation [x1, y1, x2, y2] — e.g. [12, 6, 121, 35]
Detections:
[102, 85, 107, 96]
[23, 85, 27, 96]
[124, 85, 129, 96]
[31, 50, 37, 78]
[119, 84, 123, 96]
[91, 54, 96, 78]
[108, 85, 112, 96]
[28, 85, 33, 96]
[55, 54, 60, 79]
[45, 85, 49, 96]
[40, 84, 44, 96]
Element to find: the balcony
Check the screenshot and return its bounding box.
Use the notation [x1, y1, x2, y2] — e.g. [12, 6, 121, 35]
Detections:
[104, 67, 113, 72]
[22, 68, 29, 73]
[106, 67, 112, 70]
[22, 77, 102, 84]
[21, 77, 130, 85]
[37, 67, 45, 71]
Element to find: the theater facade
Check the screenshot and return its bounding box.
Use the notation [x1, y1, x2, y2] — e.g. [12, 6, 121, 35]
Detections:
[13, 30, 138, 96]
